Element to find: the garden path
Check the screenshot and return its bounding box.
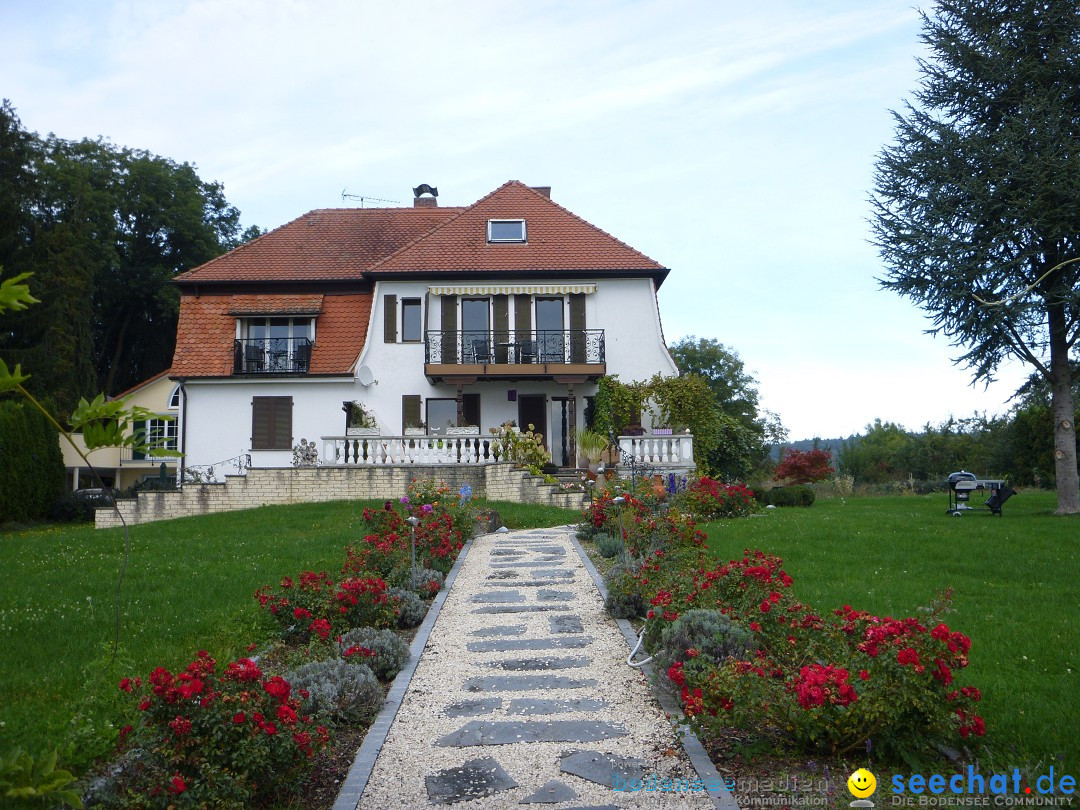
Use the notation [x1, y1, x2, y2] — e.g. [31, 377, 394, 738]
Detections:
[340, 526, 725, 809]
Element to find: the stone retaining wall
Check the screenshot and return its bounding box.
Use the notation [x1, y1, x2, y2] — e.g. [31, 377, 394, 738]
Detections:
[94, 463, 586, 528]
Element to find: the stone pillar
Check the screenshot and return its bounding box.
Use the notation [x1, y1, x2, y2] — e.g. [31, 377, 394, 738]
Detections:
[567, 382, 577, 467]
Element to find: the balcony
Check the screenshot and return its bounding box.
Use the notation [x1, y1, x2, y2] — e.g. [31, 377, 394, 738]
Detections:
[424, 330, 605, 383]
[233, 338, 312, 375]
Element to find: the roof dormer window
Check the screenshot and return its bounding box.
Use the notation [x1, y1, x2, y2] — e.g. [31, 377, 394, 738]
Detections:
[487, 219, 526, 243]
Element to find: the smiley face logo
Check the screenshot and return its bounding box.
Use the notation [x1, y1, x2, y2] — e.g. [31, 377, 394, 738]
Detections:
[848, 768, 877, 799]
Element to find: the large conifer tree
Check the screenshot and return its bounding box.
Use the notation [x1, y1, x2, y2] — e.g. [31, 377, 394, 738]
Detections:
[872, 0, 1080, 513]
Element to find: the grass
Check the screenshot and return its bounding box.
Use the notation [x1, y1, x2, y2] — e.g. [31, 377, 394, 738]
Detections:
[700, 491, 1079, 773]
[0, 497, 579, 771]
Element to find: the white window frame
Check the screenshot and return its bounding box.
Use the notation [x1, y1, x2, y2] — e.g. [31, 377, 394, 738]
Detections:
[487, 219, 527, 243]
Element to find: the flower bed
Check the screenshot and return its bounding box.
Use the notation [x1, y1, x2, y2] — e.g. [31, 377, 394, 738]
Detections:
[581, 485, 985, 765]
[100, 480, 477, 807]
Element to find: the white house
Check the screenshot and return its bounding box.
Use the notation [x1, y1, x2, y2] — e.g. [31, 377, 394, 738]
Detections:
[169, 181, 682, 478]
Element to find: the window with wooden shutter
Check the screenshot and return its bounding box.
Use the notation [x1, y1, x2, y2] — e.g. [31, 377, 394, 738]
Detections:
[384, 294, 397, 343]
[251, 396, 292, 450]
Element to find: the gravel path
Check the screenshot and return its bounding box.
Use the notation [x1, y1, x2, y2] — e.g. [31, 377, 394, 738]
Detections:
[351, 526, 719, 809]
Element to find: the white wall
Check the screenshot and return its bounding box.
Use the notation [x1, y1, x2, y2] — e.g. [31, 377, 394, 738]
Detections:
[181, 275, 679, 472]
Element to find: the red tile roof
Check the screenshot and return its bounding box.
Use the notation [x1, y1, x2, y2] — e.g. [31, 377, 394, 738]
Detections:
[228, 295, 324, 315]
[171, 293, 371, 377]
[173, 207, 461, 284]
[370, 181, 666, 276]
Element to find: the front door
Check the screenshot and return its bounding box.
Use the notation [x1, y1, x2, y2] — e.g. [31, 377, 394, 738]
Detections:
[518, 395, 547, 447]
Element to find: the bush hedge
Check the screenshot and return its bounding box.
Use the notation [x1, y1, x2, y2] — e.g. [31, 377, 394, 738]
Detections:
[761, 484, 815, 507]
[0, 400, 65, 523]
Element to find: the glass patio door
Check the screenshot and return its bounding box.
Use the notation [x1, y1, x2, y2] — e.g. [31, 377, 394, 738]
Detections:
[535, 297, 564, 362]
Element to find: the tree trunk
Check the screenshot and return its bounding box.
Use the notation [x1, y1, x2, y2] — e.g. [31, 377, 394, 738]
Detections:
[1048, 304, 1079, 515]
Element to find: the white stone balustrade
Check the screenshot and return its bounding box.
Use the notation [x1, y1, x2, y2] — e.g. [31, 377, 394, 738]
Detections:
[321, 435, 508, 466]
[617, 433, 694, 467]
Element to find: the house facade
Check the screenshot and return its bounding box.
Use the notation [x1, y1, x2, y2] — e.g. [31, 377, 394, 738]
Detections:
[170, 181, 680, 478]
[61, 369, 181, 491]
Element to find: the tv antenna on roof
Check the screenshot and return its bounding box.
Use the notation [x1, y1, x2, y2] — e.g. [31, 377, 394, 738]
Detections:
[341, 188, 400, 207]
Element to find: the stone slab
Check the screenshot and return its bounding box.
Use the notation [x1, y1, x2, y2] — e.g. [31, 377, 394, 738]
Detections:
[506, 697, 608, 715]
[425, 756, 518, 804]
[472, 604, 562, 614]
[519, 779, 579, 804]
[559, 750, 645, 787]
[495, 655, 591, 671]
[471, 590, 525, 603]
[444, 698, 502, 717]
[463, 674, 597, 692]
[436, 719, 626, 747]
[469, 624, 527, 637]
[549, 614, 584, 634]
[466, 636, 590, 652]
[538, 589, 575, 601]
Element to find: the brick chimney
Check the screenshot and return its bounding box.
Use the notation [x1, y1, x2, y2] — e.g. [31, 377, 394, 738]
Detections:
[414, 197, 438, 208]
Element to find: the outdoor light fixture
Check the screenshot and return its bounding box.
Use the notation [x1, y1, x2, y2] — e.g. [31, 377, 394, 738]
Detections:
[406, 516, 420, 588]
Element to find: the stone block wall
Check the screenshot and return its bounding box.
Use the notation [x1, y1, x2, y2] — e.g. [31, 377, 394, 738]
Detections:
[94, 463, 587, 528]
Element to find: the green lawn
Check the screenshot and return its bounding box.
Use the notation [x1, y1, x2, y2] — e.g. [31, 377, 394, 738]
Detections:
[0, 498, 580, 770]
[701, 491, 1078, 772]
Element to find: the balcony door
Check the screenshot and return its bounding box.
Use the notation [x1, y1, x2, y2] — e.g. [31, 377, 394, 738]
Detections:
[461, 298, 490, 363]
[535, 297, 564, 363]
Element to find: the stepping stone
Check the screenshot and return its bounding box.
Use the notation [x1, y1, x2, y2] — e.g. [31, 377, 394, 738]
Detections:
[473, 604, 562, 614]
[464, 674, 597, 692]
[507, 697, 608, 715]
[471, 590, 525, 603]
[436, 719, 626, 747]
[487, 570, 518, 580]
[470, 624, 526, 637]
[445, 698, 502, 717]
[520, 779, 579, 804]
[491, 550, 525, 557]
[491, 560, 565, 568]
[533, 569, 573, 579]
[560, 750, 645, 787]
[425, 756, 518, 804]
[467, 637, 590, 652]
[495, 655, 591, 671]
[538, 589, 574, 601]
[549, 614, 584, 634]
[486, 580, 570, 588]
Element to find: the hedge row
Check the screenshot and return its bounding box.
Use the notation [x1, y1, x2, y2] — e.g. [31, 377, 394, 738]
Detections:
[0, 399, 65, 522]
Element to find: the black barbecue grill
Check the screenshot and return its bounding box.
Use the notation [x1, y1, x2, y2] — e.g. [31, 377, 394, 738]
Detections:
[946, 471, 1015, 517]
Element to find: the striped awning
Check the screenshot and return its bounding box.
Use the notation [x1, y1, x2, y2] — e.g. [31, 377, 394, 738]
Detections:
[427, 283, 596, 296]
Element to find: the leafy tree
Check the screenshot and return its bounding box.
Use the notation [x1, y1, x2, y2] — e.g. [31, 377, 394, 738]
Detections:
[0, 101, 251, 414]
[871, 0, 1080, 514]
[775, 448, 835, 485]
[668, 336, 785, 476]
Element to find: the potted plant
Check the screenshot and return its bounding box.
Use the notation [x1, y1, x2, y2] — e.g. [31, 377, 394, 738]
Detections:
[575, 428, 608, 473]
[344, 401, 378, 436]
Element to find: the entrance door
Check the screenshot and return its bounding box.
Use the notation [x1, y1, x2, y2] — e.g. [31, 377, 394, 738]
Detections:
[550, 398, 569, 466]
[518, 395, 547, 447]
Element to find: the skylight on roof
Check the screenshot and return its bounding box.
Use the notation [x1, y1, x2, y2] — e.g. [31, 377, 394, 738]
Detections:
[487, 219, 526, 243]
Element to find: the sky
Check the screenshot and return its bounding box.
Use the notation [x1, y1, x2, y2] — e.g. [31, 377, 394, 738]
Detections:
[1, 0, 1036, 440]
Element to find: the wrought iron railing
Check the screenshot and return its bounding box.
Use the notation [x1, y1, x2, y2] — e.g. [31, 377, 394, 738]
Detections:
[233, 338, 313, 374]
[424, 330, 605, 365]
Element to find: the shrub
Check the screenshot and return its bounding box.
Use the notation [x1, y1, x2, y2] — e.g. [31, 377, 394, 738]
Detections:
[254, 570, 396, 639]
[653, 609, 754, 682]
[596, 533, 624, 558]
[774, 448, 834, 484]
[679, 477, 756, 519]
[411, 567, 444, 596]
[389, 586, 427, 628]
[286, 659, 383, 724]
[0, 400, 65, 523]
[112, 652, 328, 806]
[763, 485, 815, 507]
[603, 560, 648, 619]
[338, 628, 411, 681]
